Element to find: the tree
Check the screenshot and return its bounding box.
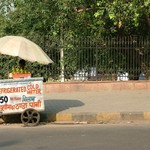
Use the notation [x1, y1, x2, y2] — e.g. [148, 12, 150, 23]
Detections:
[0, 0, 149, 80]
[94, 0, 150, 35]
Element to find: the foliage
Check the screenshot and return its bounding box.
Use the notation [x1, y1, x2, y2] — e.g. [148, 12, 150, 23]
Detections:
[0, 0, 149, 36]
[0, 1, 149, 80]
[95, 0, 150, 35]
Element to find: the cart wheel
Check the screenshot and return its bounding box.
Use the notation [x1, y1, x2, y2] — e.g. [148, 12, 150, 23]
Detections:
[21, 109, 40, 126]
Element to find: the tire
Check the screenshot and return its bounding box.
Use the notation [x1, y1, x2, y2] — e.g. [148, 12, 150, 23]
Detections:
[21, 108, 40, 126]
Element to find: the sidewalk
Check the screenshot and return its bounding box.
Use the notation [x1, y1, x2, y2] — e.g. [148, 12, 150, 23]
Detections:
[42, 89, 150, 123]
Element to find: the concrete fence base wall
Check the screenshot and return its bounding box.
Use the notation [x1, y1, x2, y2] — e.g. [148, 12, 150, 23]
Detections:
[44, 81, 150, 93]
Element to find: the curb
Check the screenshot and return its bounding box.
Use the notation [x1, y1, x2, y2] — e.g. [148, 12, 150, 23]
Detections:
[42, 112, 150, 124]
[1, 112, 150, 125]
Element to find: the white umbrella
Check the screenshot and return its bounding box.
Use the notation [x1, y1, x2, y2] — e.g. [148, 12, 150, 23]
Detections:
[0, 35, 53, 64]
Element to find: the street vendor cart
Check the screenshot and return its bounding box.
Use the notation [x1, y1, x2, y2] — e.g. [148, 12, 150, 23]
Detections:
[0, 35, 53, 126]
[0, 77, 44, 126]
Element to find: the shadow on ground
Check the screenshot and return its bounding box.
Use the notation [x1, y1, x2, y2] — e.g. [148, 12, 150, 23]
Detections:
[0, 140, 20, 148]
[1, 114, 21, 123]
[0, 99, 84, 124]
[44, 99, 84, 113]
[41, 99, 84, 122]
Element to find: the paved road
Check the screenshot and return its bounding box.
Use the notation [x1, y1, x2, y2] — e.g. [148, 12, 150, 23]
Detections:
[0, 123, 150, 150]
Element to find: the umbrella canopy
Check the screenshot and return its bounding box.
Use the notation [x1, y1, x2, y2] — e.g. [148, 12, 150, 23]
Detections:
[0, 36, 53, 64]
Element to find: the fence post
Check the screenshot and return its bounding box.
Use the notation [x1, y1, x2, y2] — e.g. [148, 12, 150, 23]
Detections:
[96, 39, 98, 81]
[60, 47, 65, 82]
[59, 24, 65, 83]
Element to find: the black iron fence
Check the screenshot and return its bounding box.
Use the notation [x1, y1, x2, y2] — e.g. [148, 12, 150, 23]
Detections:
[0, 35, 150, 81]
